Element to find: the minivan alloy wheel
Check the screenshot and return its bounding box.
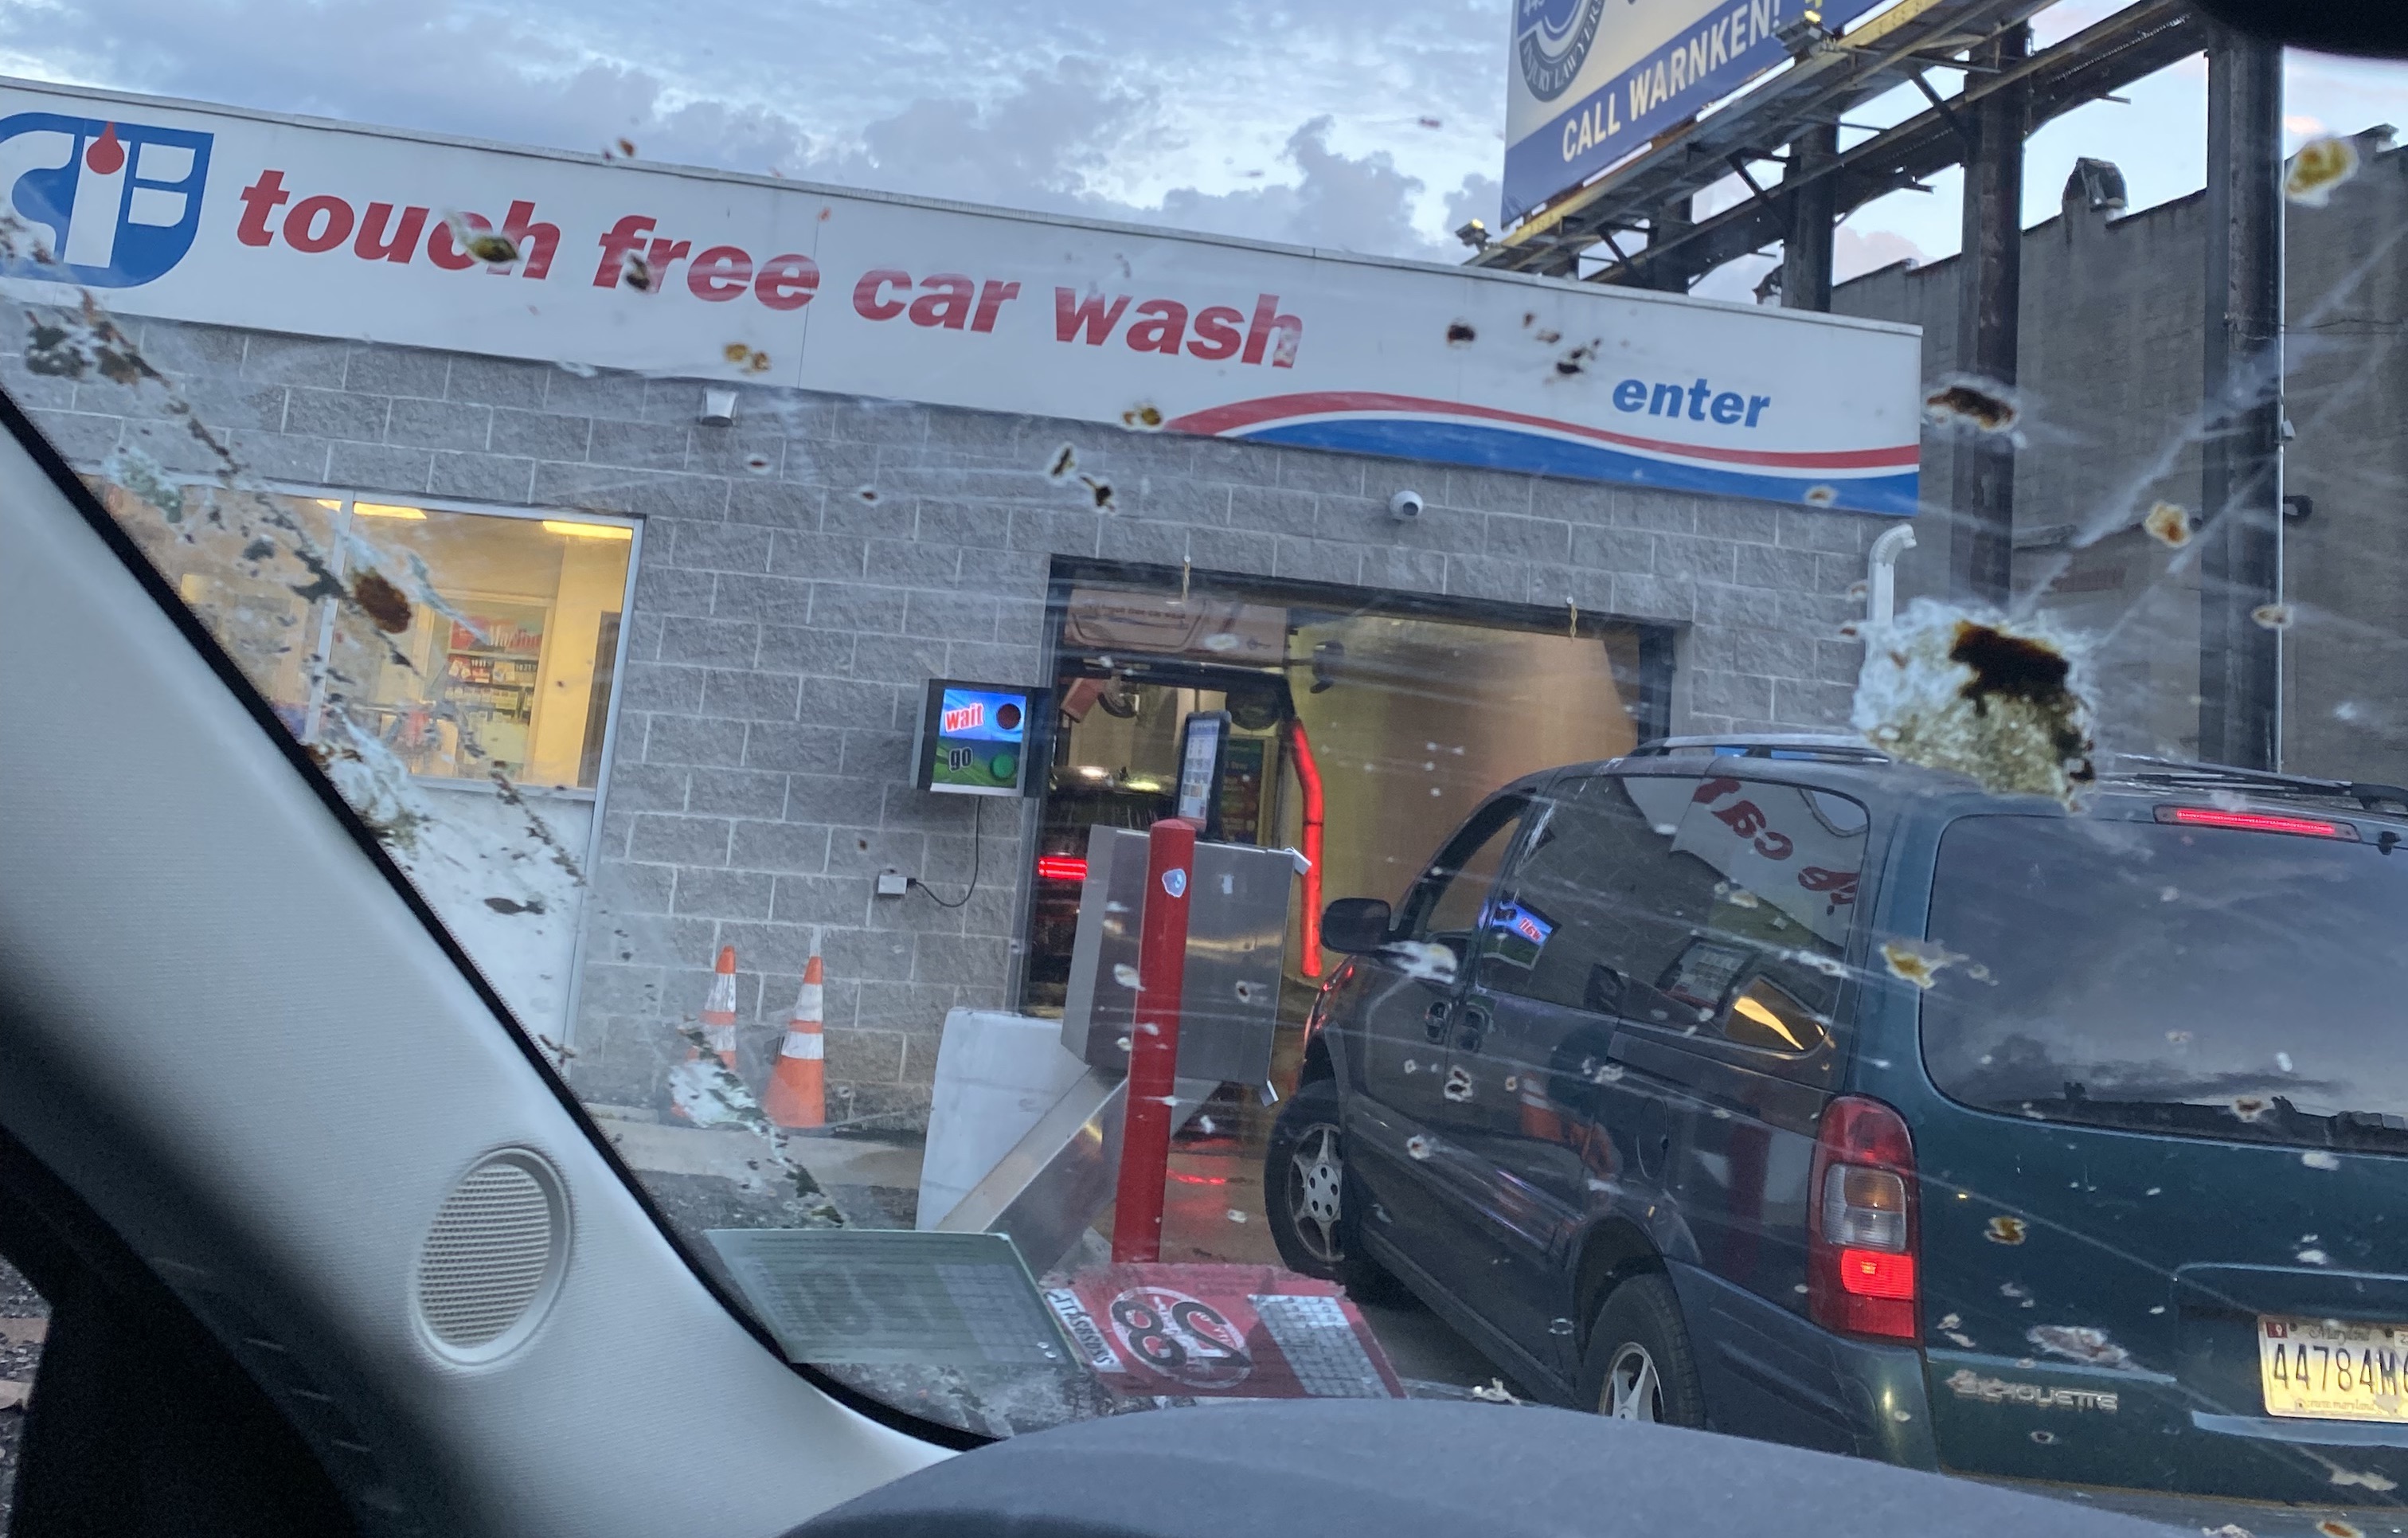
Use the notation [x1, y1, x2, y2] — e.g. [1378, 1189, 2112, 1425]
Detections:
[1287, 1123, 1345, 1266]
[1602, 1342, 1664, 1421]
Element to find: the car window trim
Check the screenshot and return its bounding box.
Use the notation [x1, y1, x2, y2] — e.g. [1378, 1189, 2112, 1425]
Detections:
[1476, 769, 1622, 1017]
[1397, 787, 1539, 943]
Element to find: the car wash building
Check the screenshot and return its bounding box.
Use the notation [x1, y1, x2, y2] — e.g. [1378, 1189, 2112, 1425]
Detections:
[0, 76, 1922, 1128]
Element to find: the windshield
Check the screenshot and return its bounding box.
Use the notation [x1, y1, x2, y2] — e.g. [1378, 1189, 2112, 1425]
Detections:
[1925, 812, 2408, 1149]
[12, 0, 2408, 1524]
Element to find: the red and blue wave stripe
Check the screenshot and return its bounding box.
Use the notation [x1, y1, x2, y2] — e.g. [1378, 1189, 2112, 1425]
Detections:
[1166, 392, 1919, 516]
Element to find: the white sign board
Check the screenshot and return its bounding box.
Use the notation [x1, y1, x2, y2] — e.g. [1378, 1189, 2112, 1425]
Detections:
[1503, 0, 1885, 222]
[0, 78, 1921, 515]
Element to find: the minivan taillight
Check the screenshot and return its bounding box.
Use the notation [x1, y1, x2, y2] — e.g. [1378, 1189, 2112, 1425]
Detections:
[1808, 1095, 1918, 1342]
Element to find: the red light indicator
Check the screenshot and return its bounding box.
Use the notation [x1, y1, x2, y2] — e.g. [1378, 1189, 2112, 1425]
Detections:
[2157, 805, 2357, 840]
[1035, 855, 1088, 882]
[1838, 1248, 1916, 1300]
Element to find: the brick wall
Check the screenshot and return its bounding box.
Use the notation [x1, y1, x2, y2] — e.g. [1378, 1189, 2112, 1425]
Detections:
[16, 311, 1880, 1128]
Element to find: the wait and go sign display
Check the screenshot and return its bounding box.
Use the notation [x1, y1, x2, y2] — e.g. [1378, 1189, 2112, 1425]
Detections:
[0, 76, 1922, 515]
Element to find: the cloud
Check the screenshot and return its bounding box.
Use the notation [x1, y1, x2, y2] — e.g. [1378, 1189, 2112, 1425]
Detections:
[3, 0, 1507, 263]
[1155, 118, 1484, 258]
[1444, 172, 1501, 238]
[11, 0, 666, 160]
[1691, 255, 1776, 305]
[1835, 225, 1925, 283]
[1279, 115, 1433, 252]
[791, 61, 1174, 213]
[1675, 221, 1926, 304]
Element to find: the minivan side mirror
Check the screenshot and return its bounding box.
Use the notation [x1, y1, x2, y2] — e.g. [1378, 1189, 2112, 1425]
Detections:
[1322, 898, 1394, 954]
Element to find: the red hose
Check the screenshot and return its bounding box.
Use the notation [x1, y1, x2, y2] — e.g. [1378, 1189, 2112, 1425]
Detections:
[1284, 718, 1325, 979]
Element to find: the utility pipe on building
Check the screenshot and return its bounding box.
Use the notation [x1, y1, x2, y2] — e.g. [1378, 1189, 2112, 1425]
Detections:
[1868, 523, 1917, 631]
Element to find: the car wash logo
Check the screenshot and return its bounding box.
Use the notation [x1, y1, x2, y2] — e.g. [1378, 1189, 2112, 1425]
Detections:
[0, 114, 213, 287]
[1106, 1287, 1252, 1390]
[1516, 0, 1610, 102]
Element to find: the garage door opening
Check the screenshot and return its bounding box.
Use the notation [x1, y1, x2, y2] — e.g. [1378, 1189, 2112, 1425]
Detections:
[1022, 571, 1669, 1022]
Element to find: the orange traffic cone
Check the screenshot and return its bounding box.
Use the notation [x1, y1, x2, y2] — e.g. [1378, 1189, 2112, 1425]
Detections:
[765, 939, 827, 1129]
[699, 945, 739, 1069]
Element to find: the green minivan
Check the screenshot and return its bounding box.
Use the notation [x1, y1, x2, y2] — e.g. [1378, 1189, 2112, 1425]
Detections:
[1268, 736, 2408, 1510]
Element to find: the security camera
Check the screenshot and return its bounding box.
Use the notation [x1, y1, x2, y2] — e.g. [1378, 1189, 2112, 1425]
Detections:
[1776, 8, 1831, 53]
[1388, 489, 1425, 521]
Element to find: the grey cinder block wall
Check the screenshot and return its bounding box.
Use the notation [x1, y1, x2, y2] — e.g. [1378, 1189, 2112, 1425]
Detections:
[15, 310, 1886, 1129]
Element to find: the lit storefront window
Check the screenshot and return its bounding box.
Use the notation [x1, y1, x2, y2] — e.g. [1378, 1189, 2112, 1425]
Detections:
[94, 479, 634, 791]
[88, 478, 638, 1041]
[322, 501, 632, 790]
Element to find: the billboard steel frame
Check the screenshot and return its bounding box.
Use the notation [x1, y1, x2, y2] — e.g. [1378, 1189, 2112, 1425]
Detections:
[1472, 0, 2195, 289]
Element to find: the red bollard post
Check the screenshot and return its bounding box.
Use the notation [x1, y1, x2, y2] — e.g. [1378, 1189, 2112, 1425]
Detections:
[1112, 816, 1197, 1263]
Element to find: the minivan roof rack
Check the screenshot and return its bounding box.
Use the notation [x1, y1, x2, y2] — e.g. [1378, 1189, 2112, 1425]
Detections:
[1628, 734, 1891, 763]
[2105, 753, 2408, 815]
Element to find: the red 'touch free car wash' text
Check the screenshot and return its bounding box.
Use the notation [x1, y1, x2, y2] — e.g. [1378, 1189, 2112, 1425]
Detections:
[233, 170, 1306, 366]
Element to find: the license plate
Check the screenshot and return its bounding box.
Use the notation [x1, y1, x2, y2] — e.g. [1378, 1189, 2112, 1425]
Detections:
[2258, 1313, 2408, 1422]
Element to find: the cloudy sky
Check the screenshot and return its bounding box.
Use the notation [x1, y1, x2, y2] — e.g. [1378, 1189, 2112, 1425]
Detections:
[4, 0, 2403, 294]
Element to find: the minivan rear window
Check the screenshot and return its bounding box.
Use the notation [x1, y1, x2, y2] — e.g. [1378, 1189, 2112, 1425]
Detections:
[1921, 812, 2408, 1153]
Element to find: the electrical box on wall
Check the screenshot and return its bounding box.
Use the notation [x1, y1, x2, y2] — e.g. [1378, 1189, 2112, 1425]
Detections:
[911, 679, 1050, 796]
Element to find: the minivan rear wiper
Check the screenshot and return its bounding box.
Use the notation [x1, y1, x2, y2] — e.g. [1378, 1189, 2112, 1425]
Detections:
[2108, 754, 2408, 816]
[2018, 1092, 2296, 1139]
[2330, 1109, 2408, 1151]
[2004, 1088, 2408, 1154]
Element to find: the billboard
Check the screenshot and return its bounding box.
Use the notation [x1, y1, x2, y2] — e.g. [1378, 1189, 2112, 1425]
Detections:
[1504, 0, 1886, 224]
[0, 77, 1921, 515]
